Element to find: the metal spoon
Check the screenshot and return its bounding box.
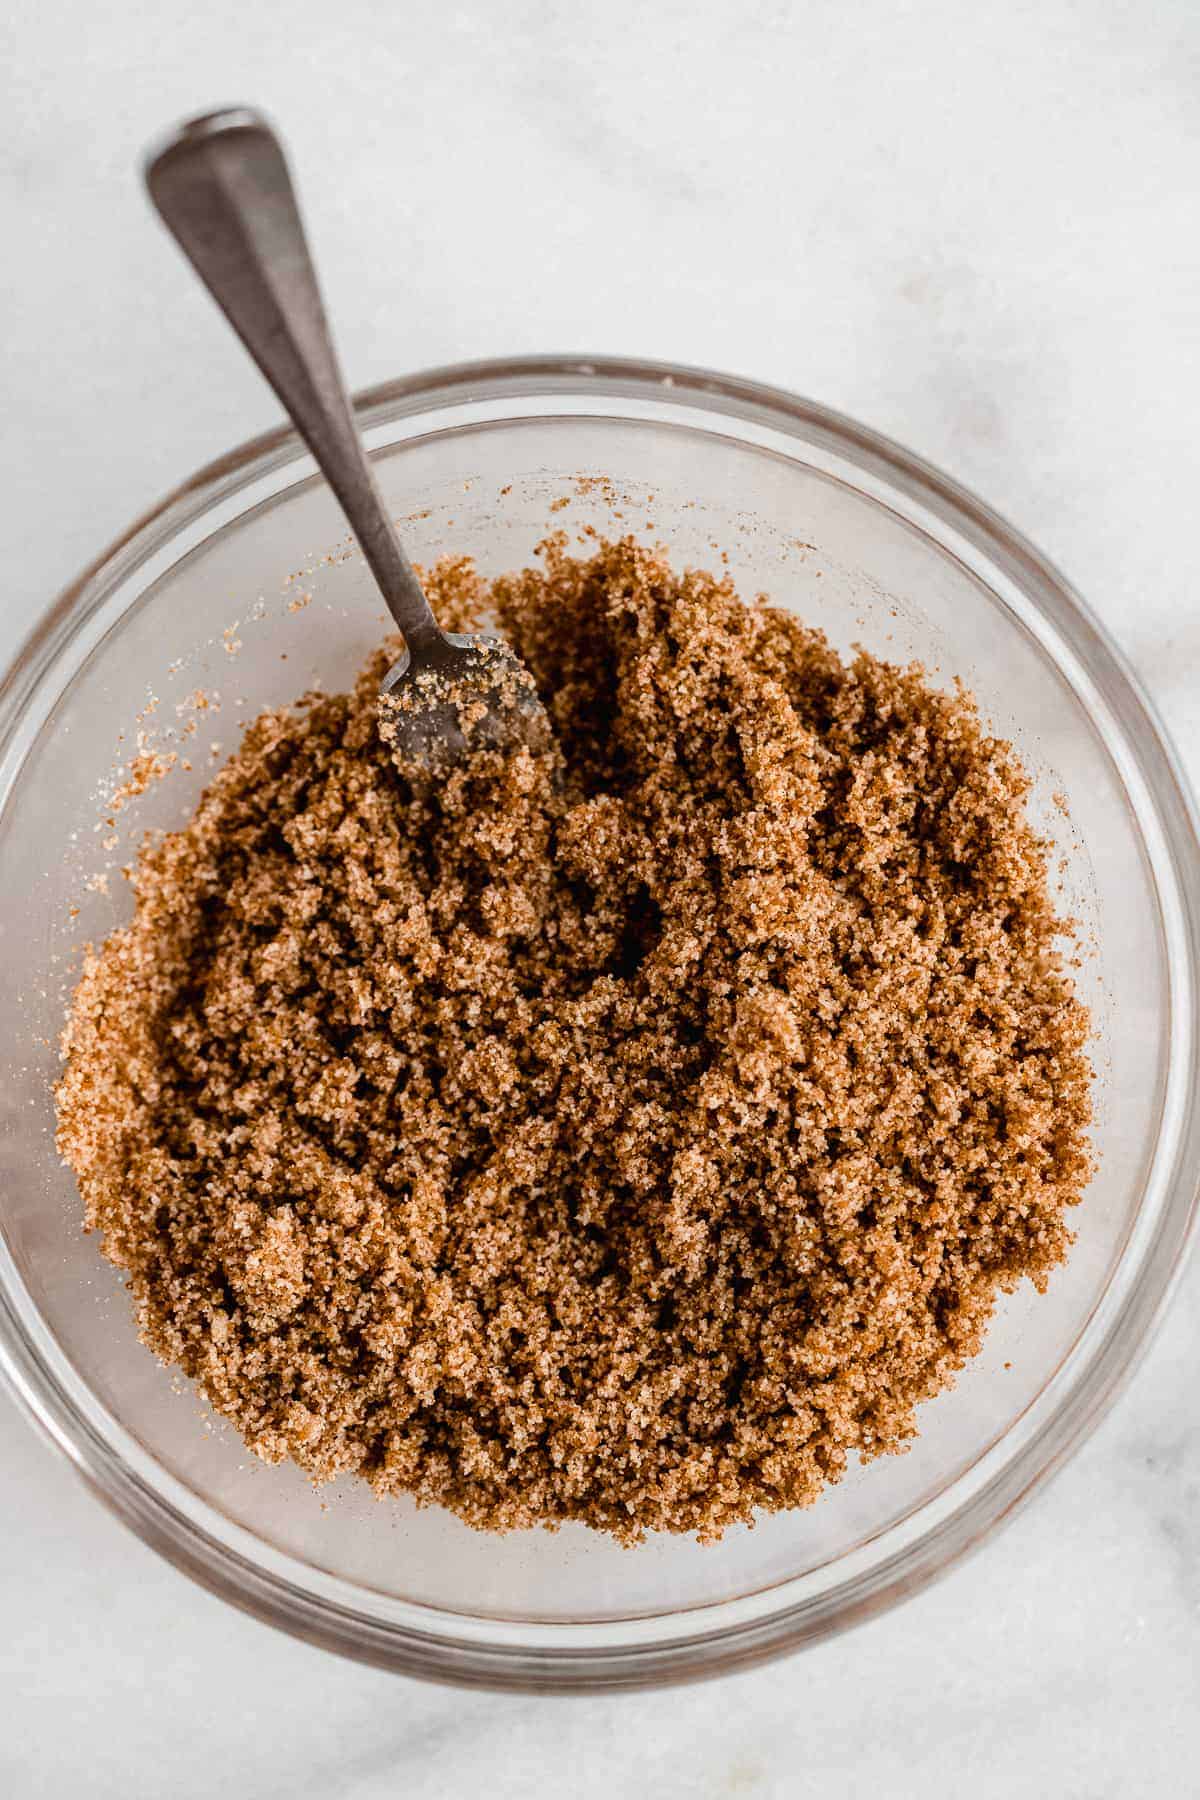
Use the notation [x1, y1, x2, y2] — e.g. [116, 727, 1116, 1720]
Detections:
[144, 107, 546, 768]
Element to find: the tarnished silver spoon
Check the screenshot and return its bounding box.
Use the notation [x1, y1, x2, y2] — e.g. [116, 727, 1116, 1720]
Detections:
[145, 108, 546, 768]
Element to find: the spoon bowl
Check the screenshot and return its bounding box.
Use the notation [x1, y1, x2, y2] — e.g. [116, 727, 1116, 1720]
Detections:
[378, 631, 549, 770]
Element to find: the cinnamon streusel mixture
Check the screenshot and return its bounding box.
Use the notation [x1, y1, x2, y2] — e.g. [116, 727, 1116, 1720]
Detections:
[56, 537, 1092, 1541]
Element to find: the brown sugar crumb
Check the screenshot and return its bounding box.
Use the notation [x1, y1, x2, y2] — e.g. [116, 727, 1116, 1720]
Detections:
[54, 536, 1093, 1543]
[107, 746, 178, 814]
[176, 688, 217, 717]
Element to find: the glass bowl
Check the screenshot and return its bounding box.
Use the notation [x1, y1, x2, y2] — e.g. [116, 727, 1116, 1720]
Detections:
[1, 356, 1197, 1693]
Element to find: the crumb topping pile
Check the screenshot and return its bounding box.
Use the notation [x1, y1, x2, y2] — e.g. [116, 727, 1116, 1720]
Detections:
[56, 538, 1092, 1541]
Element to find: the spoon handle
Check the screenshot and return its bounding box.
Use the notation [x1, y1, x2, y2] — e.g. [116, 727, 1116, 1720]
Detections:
[145, 108, 441, 652]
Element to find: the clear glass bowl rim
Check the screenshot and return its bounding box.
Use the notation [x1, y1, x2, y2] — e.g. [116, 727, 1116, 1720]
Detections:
[2, 353, 1198, 1693]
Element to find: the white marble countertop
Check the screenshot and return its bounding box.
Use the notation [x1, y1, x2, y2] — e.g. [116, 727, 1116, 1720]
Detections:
[3, 1, 1198, 1793]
